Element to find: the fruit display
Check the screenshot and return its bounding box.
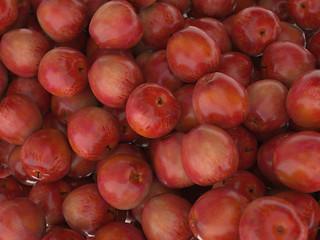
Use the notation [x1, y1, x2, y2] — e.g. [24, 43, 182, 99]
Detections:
[0, 0, 320, 239]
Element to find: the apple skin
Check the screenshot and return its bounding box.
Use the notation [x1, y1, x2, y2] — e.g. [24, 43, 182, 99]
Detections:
[256, 0, 290, 21]
[278, 21, 306, 46]
[126, 83, 181, 139]
[191, 0, 237, 18]
[42, 227, 84, 240]
[62, 183, 117, 237]
[286, 0, 320, 30]
[0, 94, 43, 145]
[239, 196, 308, 240]
[88, 54, 143, 108]
[141, 193, 193, 240]
[67, 152, 97, 179]
[243, 79, 290, 133]
[97, 154, 153, 210]
[28, 180, 73, 226]
[95, 221, 146, 240]
[6, 77, 51, 115]
[89, 0, 143, 49]
[0, 62, 8, 97]
[273, 131, 320, 193]
[216, 51, 254, 87]
[0, 28, 51, 78]
[67, 106, 120, 160]
[192, 72, 250, 129]
[21, 128, 72, 182]
[174, 84, 200, 133]
[158, 0, 191, 13]
[0, 0, 18, 35]
[42, 112, 67, 136]
[37, 0, 88, 42]
[273, 190, 320, 240]
[0, 198, 46, 240]
[181, 124, 239, 186]
[153, 131, 194, 189]
[308, 30, 320, 68]
[189, 188, 249, 240]
[231, 6, 281, 56]
[139, 2, 184, 50]
[212, 170, 266, 201]
[286, 70, 320, 129]
[38, 47, 89, 98]
[261, 41, 316, 88]
[166, 26, 221, 83]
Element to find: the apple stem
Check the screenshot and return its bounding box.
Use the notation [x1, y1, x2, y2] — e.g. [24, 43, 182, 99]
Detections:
[158, 97, 163, 105]
[37, 171, 40, 178]
[277, 226, 283, 232]
[106, 145, 112, 151]
[299, 3, 306, 9]
[78, 67, 84, 71]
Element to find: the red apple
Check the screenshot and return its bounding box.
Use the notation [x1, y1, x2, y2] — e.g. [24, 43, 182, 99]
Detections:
[257, 0, 290, 21]
[191, 0, 237, 18]
[37, 0, 88, 42]
[0, 0, 18, 35]
[42, 227, 84, 240]
[0, 62, 8, 97]
[278, 21, 306, 46]
[239, 196, 308, 240]
[158, 0, 191, 13]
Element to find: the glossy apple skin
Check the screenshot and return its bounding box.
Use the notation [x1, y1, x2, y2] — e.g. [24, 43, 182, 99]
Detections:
[21, 128, 72, 182]
[278, 21, 306, 46]
[0, 94, 43, 145]
[185, 17, 232, 54]
[126, 83, 181, 139]
[42, 112, 67, 135]
[174, 84, 199, 133]
[97, 154, 153, 210]
[273, 131, 320, 193]
[212, 170, 266, 201]
[141, 193, 193, 240]
[159, 0, 191, 13]
[139, 2, 183, 50]
[286, 0, 320, 30]
[0, 28, 51, 78]
[191, 0, 237, 18]
[42, 227, 84, 240]
[308, 30, 320, 67]
[131, 177, 176, 223]
[239, 196, 308, 240]
[62, 183, 116, 237]
[226, 125, 258, 170]
[143, 50, 184, 92]
[189, 188, 249, 240]
[153, 131, 194, 189]
[88, 48, 134, 66]
[0, 198, 46, 240]
[28, 180, 73, 226]
[257, 131, 294, 188]
[95, 222, 145, 240]
[0, 63, 8, 97]
[261, 41, 316, 88]
[67, 106, 120, 160]
[286, 70, 320, 129]
[231, 6, 281, 56]
[83, 0, 108, 19]
[167, 26, 221, 83]
[192, 72, 250, 129]
[243, 79, 289, 133]
[37, 0, 88, 42]
[216, 52, 253, 88]
[67, 152, 97, 179]
[38, 47, 89, 98]
[6, 77, 51, 115]
[51, 87, 99, 125]
[181, 124, 239, 186]
[257, 0, 290, 21]
[273, 190, 320, 240]
[0, 141, 15, 178]
[89, 0, 143, 49]
[0, 0, 18, 35]
[88, 55, 143, 108]
[8, 146, 36, 186]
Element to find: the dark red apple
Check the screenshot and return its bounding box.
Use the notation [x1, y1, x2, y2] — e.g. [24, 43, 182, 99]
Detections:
[62, 183, 117, 237]
[67, 152, 97, 179]
[126, 83, 181, 139]
[37, 0, 88, 42]
[0, 0, 18, 34]
[141, 193, 193, 240]
[158, 0, 191, 13]
[189, 188, 249, 240]
[67, 106, 120, 160]
[257, 0, 290, 21]
[166, 26, 221, 83]
[0, 62, 8, 98]
[278, 21, 306, 46]
[192, 72, 250, 129]
[0, 94, 43, 145]
[88, 54, 143, 108]
[21, 128, 72, 182]
[89, 0, 143, 49]
[42, 227, 84, 240]
[0, 28, 51, 77]
[97, 154, 153, 210]
[239, 196, 308, 240]
[181, 124, 239, 186]
[231, 6, 281, 56]
[191, 0, 237, 18]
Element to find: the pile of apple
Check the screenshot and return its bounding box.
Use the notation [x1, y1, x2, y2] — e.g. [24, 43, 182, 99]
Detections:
[0, 0, 320, 239]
